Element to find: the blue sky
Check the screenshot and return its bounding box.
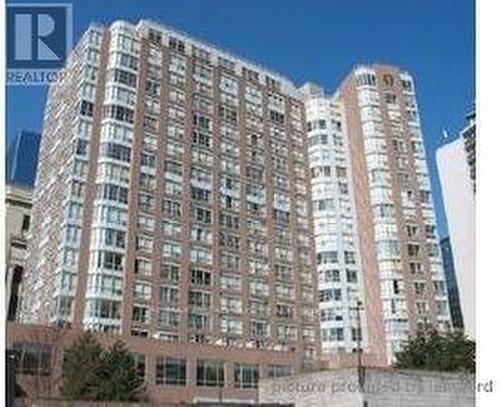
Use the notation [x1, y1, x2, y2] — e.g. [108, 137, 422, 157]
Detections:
[6, 0, 475, 237]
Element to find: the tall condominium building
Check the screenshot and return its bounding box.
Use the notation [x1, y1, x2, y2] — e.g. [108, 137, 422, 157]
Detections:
[299, 83, 380, 366]
[17, 20, 453, 402]
[19, 20, 319, 403]
[337, 65, 452, 362]
[436, 107, 476, 338]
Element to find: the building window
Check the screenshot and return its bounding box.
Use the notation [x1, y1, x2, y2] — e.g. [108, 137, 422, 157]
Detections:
[159, 286, 179, 306]
[393, 280, 403, 295]
[196, 359, 225, 387]
[234, 363, 259, 389]
[134, 258, 152, 276]
[319, 289, 342, 302]
[132, 305, 149, 323]
[317, 251, 338, 265]
[188, 312, 210, 330]
[408, 244, 420, 257]
[267, 364, 292, 378]
[13, 342, 51, 376]
[85, 299, 121, 319]
[218, 56, 235, 72]
[344, 251, 356, 265]
[320, 269, 340, 283]
[148, 29, 162, 45]
[190, 268, 211, 286]
[401, 77, 414, 91]
[242, 67, 259, 83]
[385, 93, 397, 104]
[322, 327, 344, 342]
[110, 68, 137, 87]
[95, 250, 123, 271]
[188, 290, 211, 309]
[192, 130, 212, 148]
[356, 73, 376, 87]
[97, 183, 129, 204]
[80, 100, 94, 117]
[132, 353, 146, 382]
[156, 357, 186, 386]
[352, 327, 363, 342]
[75, 138, 89, 156]
[414, 282, 426, 295]
[346, 270, 358, 283]
[163, 199, 182, 219]
[168, 37, 185, 54]
[193, 114, 211, 131]
[158, 309, 180, 329]
[410, 261, 422, 275]
[131, 328, 148, 338]
[161, 264, 180, 283]
[103, 104, 134, 124]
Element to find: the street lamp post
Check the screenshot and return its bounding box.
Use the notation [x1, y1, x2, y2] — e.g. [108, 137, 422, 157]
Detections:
[218, 312, 227, 405]
[355, 300, 363, 368]
[354, 300, 365, 391]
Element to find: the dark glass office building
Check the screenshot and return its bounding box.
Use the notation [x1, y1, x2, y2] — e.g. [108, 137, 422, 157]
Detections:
[6, 130, 41, 187]
[440, 237, 464, 329]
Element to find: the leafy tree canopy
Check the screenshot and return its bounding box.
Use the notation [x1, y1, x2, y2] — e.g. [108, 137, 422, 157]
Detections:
[395, 330, 475, 373]
[60, 332, 145, 401]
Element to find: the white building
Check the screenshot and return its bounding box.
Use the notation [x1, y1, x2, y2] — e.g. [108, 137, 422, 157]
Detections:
[436, 115, 476, 338]
[300, 84, 368, 358]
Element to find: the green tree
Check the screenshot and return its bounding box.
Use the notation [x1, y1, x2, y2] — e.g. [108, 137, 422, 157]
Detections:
[60, 332, 145, 401]
[395, 330, 475, 373]
[60, 331, 103, 399]
[92, 340, 143, 401]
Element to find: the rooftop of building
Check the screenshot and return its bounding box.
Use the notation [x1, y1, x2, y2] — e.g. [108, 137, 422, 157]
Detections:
[81, 20, 415, 101]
